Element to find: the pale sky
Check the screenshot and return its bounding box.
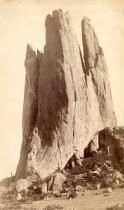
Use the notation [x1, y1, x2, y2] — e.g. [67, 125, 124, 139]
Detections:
[0, 0, 124, 180]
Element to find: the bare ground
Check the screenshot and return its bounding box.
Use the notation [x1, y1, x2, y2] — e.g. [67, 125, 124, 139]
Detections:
[6, 188, 123, 210]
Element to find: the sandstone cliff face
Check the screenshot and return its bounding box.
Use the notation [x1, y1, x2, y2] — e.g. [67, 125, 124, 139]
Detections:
[16, 10, 116, 180]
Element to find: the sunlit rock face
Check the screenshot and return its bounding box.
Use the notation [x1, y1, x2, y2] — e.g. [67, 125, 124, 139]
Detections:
[16, 10, 116, 180]
[82, 17, 116, 127]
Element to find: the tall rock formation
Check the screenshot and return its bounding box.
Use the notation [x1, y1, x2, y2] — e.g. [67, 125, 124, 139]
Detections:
[16, 10, 116, 180]
[82, 17, 116, 127]
[16, 45, 39, 179]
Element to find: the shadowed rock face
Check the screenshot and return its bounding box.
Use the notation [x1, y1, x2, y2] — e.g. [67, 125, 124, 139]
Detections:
[16, 10, 116, 180]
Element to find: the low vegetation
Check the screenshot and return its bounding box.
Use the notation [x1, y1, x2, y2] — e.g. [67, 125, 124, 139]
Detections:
[106, 204, 124, 210]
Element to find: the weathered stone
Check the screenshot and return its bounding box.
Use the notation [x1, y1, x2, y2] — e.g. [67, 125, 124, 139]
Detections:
[16, 10, 116, 180]
[16, 179, 28, 193]
[75, 185, 83, 191]
[99, 127, 124, 159]
[52, 172, 66, 193]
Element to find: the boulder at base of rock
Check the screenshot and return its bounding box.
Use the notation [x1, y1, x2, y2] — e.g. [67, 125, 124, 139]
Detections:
[16, 179, 28, 193]
[52, 173, 66, 193]
[99, 127, 124, 160]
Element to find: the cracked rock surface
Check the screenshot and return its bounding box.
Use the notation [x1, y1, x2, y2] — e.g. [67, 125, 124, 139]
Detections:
[16, 10, 116, 180]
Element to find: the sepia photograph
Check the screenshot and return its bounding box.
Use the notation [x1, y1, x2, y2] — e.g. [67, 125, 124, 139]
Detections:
[0, 0, 124, 209]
